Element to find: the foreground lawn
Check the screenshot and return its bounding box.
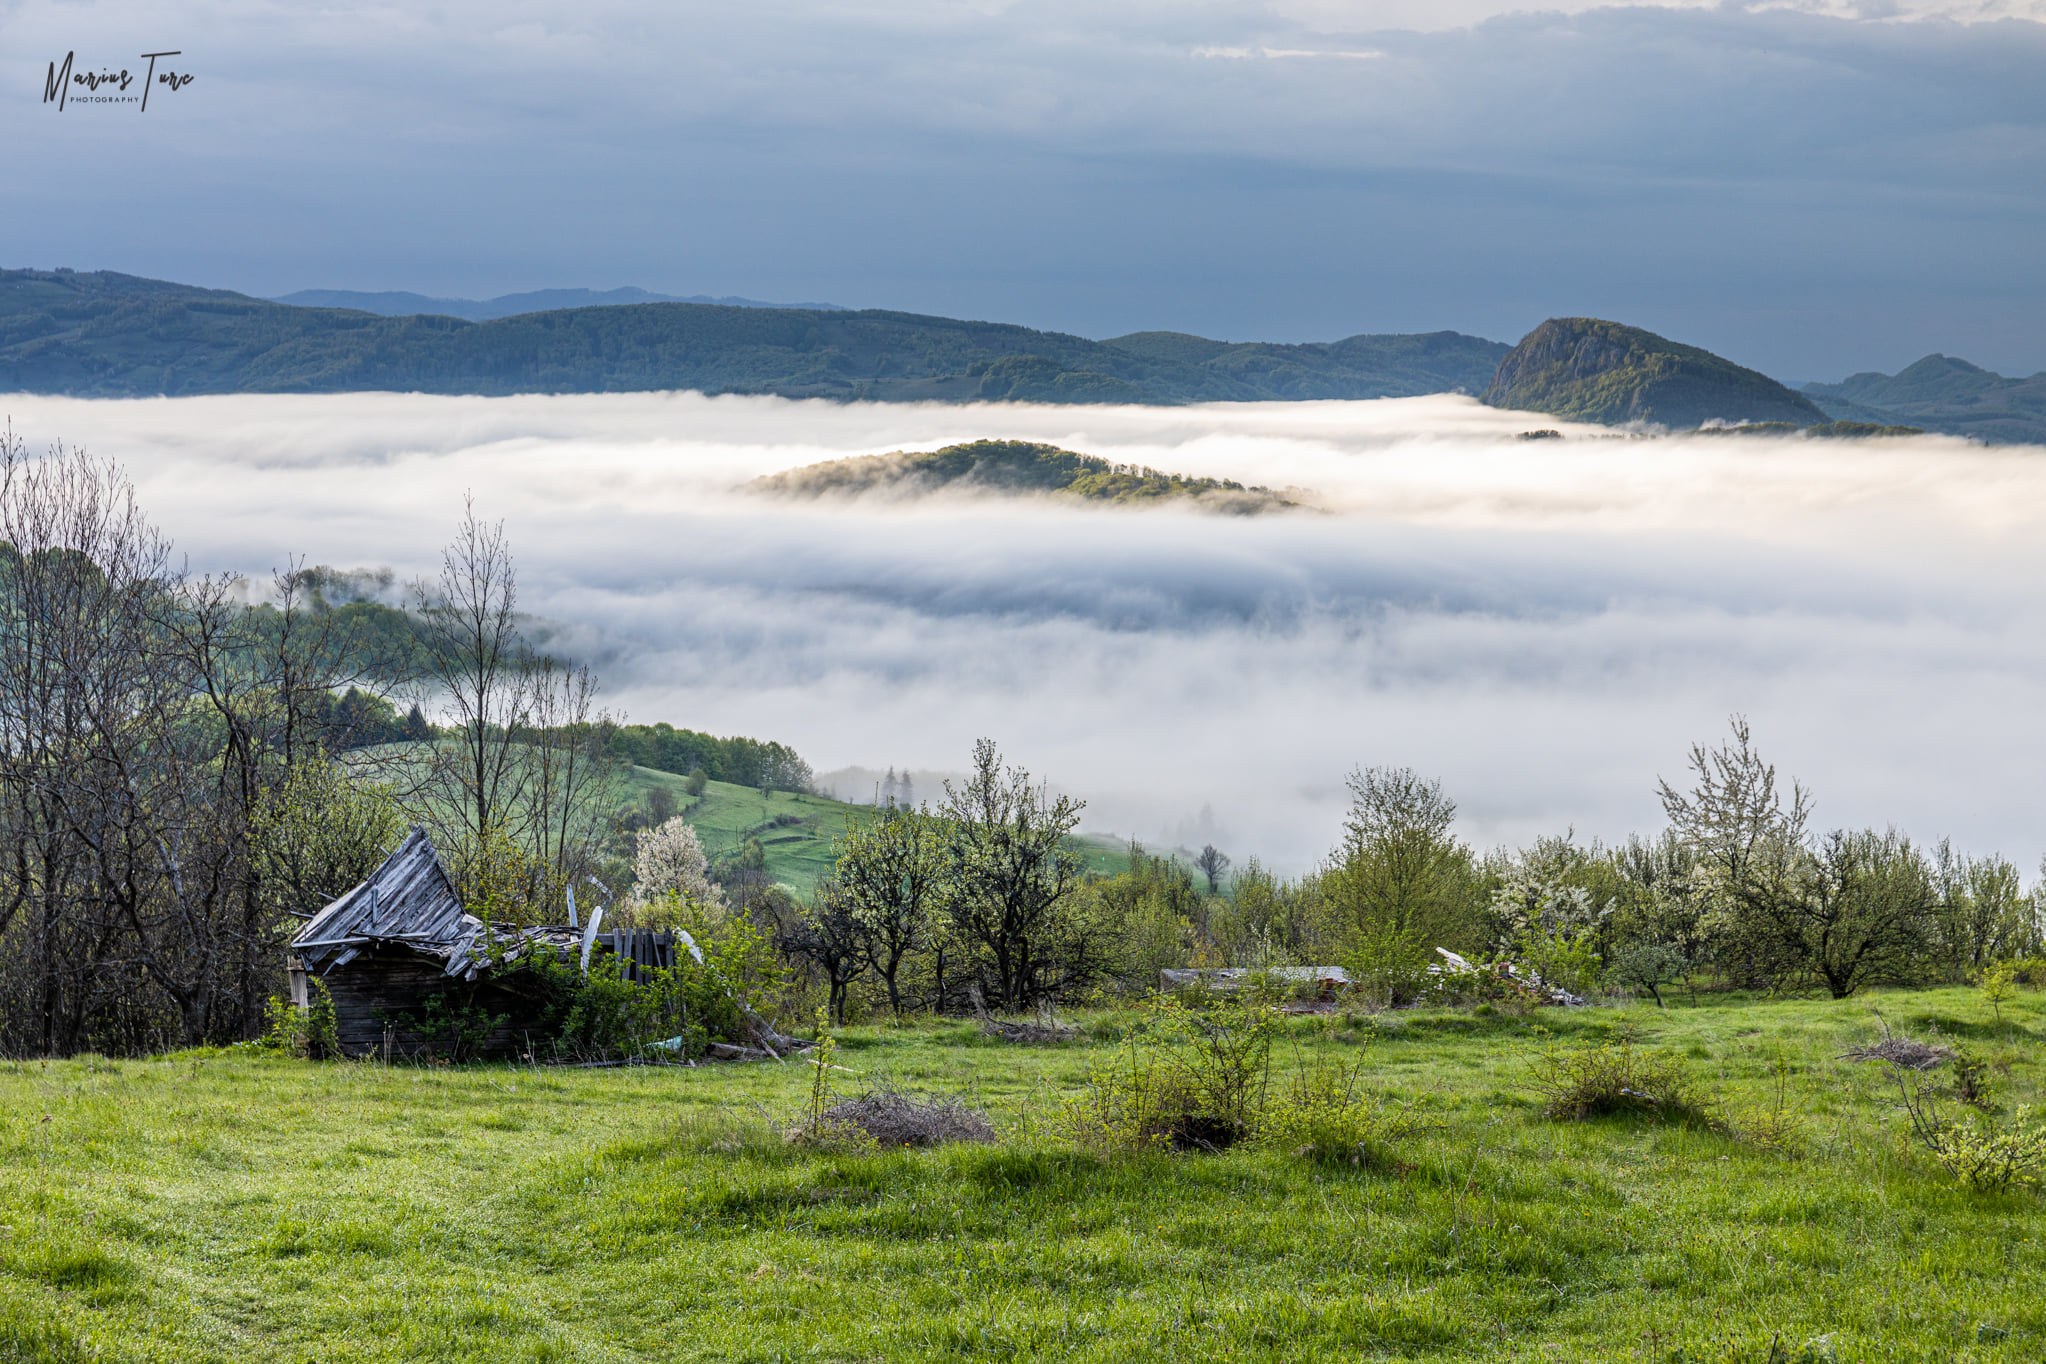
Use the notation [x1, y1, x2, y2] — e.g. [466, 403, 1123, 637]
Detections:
[3, 987, 2042, 1362]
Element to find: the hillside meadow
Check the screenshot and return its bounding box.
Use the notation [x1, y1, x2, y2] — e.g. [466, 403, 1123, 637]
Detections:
[4, 985, 2041, 1363]
[617, 768, 1131, 897]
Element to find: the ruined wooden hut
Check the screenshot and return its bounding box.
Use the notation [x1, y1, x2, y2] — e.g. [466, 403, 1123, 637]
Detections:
[290, 827, 684, 1060]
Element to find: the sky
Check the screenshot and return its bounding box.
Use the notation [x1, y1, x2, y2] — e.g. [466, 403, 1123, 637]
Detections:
[6, 391, 2044, 877]
[6, 1, 2045, 380]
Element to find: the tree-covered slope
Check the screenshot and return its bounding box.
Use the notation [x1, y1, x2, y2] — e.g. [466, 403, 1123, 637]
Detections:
[270, 286, 846, 320]
[1100, 329, 1508, 398]
[1481, 318, 1828, 429]
[1803, 354, 2046, 446]
[0, 268, 1502, 405]
[747, 439, 1299, 511]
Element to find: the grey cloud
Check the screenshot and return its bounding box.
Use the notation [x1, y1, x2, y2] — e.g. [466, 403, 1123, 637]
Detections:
[3, 2, 2042, 375]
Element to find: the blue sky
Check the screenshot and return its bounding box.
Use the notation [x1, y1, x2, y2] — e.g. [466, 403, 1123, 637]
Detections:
[7, 1, 2044, 379]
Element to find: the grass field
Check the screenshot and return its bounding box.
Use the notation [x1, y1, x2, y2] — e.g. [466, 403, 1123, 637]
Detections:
[619, 767, 1134, 895]
[5, 986, 2042, 1363]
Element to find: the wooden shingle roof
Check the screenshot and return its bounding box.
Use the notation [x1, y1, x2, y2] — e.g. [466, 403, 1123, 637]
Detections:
[292, 827, 476, 974]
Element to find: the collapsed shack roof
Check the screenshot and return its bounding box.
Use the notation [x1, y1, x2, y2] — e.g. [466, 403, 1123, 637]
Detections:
[292, 826, 584, 981]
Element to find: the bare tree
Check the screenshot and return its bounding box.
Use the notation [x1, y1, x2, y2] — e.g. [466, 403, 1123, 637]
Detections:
[414, 498, 534, 870]
[780, 878, 867, 1025]
[1194, 843, 1231, 895]
[410, 499, 620, 919]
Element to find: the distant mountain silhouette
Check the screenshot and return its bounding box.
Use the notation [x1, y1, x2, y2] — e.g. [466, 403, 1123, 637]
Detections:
[270, 286, 848, 319]
[0, 268, 1507, 403]
[1803, 355, 2046, 446]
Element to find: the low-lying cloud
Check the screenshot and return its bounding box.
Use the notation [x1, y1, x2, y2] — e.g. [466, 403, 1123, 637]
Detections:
[8, 390, 2045, 876]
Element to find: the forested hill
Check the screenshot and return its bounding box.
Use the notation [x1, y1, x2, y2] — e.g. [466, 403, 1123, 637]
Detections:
[0, 268, 1505, 404]
[748, 439, 1300, 512]
[1482, 318, 1829, 429]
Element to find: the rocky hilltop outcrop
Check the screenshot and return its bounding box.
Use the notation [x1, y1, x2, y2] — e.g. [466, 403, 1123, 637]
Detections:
[1482, 318, 1828, 429]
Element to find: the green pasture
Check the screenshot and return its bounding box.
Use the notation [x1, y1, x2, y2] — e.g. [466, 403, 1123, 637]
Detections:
[6, 985, 2042, 1363]
[620, 767, 1132, 895]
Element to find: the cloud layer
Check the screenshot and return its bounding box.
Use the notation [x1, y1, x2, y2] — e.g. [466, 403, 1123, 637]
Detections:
[7, 389, 2044, 876]
[4, 1, 2042, 377]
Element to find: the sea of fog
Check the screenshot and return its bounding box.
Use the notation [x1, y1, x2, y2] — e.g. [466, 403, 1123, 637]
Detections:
[5, 389, 2044, 876]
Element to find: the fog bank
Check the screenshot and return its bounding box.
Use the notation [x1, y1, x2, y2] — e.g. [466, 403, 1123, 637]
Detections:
[5, 390, 2042, 874]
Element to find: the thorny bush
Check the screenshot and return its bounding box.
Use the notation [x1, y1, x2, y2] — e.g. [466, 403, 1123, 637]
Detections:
[1525, 1035, 1711, 1124]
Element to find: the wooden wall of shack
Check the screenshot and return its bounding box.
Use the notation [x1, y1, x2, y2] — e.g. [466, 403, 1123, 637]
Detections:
[317, 932, 684, 1060]
[320, 947, 537, 1059]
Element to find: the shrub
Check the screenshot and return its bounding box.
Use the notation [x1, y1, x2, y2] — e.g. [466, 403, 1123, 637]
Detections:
[1977, 960, 2018, 1022]
[2007, 956, 2046, 987]
[1253, 1051, 1425, 1168]
[1525, 1037, 1708, 1122]
[1339, 926, 1433, 1008]
[1875, 1043, 2046, 1192]
[1733, 1056, 1805, 1153]
[1951, 1049, 1995, 1109]
[1921, 1111, 2046, 1193]
[1056, 998, 1273, 1152]
[256, 980, 339, 1059]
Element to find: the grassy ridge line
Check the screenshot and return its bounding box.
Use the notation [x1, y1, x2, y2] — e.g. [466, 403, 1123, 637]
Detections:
[3, 986, 2039, 1361]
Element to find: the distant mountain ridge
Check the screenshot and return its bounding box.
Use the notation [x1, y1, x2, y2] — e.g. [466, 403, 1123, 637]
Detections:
[0, 268, 1507, 404]
[8, 268, 2036, 442]
[271, 286, 849, 319]
[1802, 355, 2046, 446]
[1482, 318, 1829, 429]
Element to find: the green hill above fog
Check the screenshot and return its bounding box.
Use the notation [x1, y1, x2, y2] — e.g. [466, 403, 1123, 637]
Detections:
[1802, 355, 2046, 446]
[1482, 318, 1829, 429]
[0, 268, 1503, 405]
[748, 439, 1300, 512]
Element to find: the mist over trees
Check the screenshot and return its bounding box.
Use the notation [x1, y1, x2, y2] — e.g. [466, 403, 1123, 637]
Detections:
[783, 720, 2046, 1025]
[3, 429, 2042, 1056]
[0, 437, 628, 1053]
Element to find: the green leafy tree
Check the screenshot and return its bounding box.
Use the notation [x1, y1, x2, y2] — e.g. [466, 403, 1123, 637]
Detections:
[1662, 718, 1939, 997]
[834, 805, 950, 1016]
[940, 739, 1096, 1012]
[780, 879, 868, 1025]
[1324, 766, 1478, 995]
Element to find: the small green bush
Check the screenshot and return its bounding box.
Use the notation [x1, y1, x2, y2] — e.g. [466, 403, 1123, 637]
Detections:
[1934, 1112, 2046, 1192]
[1056, 998, 1273, 1152]
[257, 979, 339, 1059]
[1882, 1053, 2046, 1192]
[1526, 1038, 1709, 1123]
[1977, 960, 2019, 1022]
[1254, 1052, 1423, 1168]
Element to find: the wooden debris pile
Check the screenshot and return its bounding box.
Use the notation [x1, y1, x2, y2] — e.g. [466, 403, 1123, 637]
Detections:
[803, 1085, 998, 1147]
[969, 986, 1078, 1044]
